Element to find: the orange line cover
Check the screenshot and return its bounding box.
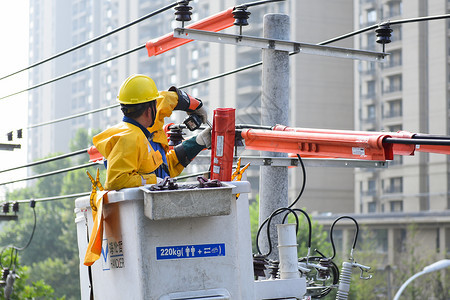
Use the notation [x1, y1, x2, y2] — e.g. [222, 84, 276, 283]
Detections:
[241, 128, 394, 161]
[146, 7, 235, 57]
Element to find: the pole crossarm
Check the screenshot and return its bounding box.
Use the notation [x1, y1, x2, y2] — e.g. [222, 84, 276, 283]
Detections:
[173, 28, 388, 62]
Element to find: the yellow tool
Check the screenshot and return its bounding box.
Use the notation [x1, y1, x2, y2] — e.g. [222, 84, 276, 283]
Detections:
[84, 168, 108, 266]
[231, 157, 250, 198]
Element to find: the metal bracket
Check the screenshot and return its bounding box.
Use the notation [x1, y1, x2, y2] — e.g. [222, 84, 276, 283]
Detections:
[174, 28, 388, 62]
[192, 155, 388, 168]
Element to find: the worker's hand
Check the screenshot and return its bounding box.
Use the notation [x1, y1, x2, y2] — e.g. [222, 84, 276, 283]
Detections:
[188, 106, 208, 124]
[169, 86, 203, 112]
[196, 127, 212, 149]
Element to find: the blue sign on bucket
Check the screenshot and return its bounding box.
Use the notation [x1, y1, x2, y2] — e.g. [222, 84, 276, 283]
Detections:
[156, 243, 225, 260]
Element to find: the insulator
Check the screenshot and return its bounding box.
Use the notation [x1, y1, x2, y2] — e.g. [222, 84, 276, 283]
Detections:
[167, 128, 185, 147]
[232, 6, 251, 27]
[174, 1, 193, 22]
[336, 261, 353, 300]
[268, 260, 280, 279]
[317, 258, 332, 280]
[30, 200, 36, 208]
[2, 203, 9, 214]
[375, 24, 392, 45]
[7, 132, 13, 141]
[12, 202, 19, 213]
[1, 268, 9, 281]
[17, 129, 23, 139]
[253, 255, 268, 278]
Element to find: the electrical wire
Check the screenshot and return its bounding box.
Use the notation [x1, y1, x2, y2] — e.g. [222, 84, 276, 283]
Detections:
[329, 216, 359, 260]
[0, 2, 178, 81]
[318, 13, 450, 46]
[0, 162, 98, 186]
[0, 148, 88, 174]
[0, 202, 37, 271]
[237, 0, 286, 9]
[255, 154, 307, 256]
[0, 44, 145, 101]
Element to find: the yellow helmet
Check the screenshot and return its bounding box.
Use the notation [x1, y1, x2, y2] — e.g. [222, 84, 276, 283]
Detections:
[117, 74, 163, 105]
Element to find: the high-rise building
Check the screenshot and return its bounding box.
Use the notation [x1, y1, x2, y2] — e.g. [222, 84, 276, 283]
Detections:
[316, 0, 450, 282]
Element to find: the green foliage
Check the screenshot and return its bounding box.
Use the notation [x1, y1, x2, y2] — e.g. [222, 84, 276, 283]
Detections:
[0, 249, 55, 299]
[0, 128, 101, 300]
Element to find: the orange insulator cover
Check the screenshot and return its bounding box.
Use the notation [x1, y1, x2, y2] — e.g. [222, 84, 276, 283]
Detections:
[88, 146, 104, 163]
[242, 129, 394, 161]
[146, 7, 235, 57]
[272, 125, 415, 156]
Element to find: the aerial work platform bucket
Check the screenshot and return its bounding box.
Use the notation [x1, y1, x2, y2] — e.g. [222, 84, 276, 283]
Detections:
[74, 181, 254, 299]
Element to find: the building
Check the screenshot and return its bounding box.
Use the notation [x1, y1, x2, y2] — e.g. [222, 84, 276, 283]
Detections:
[317, 2, 450, 296]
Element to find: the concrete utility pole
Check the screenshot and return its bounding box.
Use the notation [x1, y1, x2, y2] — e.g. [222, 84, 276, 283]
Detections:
[259, 14, 290, 260]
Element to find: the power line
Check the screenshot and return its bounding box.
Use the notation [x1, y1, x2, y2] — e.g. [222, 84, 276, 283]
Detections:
[0, 44, 145, 101]
[319, 13, 450, 46]
[0, 162, 98, 186]
[0, 2, 178, 81]
[0, 148, 88, 174]
[27, 104, 119, 129]
[6, 60, 266, 134]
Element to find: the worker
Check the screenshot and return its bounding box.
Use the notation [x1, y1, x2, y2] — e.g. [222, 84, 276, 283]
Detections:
[93, 74, 211, 190]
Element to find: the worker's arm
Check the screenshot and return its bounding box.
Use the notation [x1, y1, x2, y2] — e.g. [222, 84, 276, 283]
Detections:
[172, 127, 212, 168]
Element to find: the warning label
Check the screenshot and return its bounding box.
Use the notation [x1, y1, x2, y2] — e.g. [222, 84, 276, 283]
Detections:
[102, 238, 125, 271]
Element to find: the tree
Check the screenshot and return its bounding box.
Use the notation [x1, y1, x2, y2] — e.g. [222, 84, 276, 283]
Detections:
[0, 248, 55, 299]
[0, 128, 101, 299]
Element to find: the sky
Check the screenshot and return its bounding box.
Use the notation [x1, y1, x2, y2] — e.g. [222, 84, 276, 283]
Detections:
[0, 1, 30, 195]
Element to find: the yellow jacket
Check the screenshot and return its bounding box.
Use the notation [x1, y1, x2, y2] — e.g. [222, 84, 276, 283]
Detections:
[93, 91, 184, 190]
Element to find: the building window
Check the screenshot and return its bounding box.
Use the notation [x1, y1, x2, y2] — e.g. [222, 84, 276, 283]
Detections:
[387, 1, 402, 18]
[384, 75, 402, 93]
[367, 104, 376, 121]
[366, 80, 376, 98]
[390, 200, 403, 212]
[386, 50, 402, 68]
[384, 99, 402, 118]
[368, 202, 377, 213]
[384, 177, 403, 194]
[367, 9, 377, 24]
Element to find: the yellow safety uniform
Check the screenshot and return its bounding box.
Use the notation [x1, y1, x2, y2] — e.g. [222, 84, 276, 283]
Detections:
[93, 91, 184, 190]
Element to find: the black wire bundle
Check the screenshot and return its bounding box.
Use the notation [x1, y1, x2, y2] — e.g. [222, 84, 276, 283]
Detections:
[255, 154, 307, 257]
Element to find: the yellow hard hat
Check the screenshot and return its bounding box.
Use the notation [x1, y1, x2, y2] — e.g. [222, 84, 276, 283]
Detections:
[117, 74, 163, 105]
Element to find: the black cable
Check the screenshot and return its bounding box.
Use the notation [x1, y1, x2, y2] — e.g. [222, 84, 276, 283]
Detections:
[0, 162, 98, 186]
[0, 2, 178, 81]
[318, 13, 450, 46]
[384, 137, 450, 146]
[27, 104, 119, 130]
[288, 154, 306, 209]
[0, 148, 88, 174]
[0, 204, 37, 271]
[237, 0, 286, 8]
[256, 207, 299, 256]
[329, 216, 359, 260]
[255, 153, 307, 256]
[282, 208, 312, 249]
[0, 44, 145, 101]
[14, 205, 36, 251]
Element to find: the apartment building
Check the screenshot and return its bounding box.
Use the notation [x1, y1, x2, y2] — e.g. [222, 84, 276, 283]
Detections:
[318, 0, 450, 280]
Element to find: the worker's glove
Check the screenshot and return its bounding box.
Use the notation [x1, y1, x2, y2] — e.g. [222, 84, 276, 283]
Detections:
[196, 127, 211, 149]
[169, 86, 203, 112]
[174, 127, 211, 167]
[188, 106, 208, 124]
